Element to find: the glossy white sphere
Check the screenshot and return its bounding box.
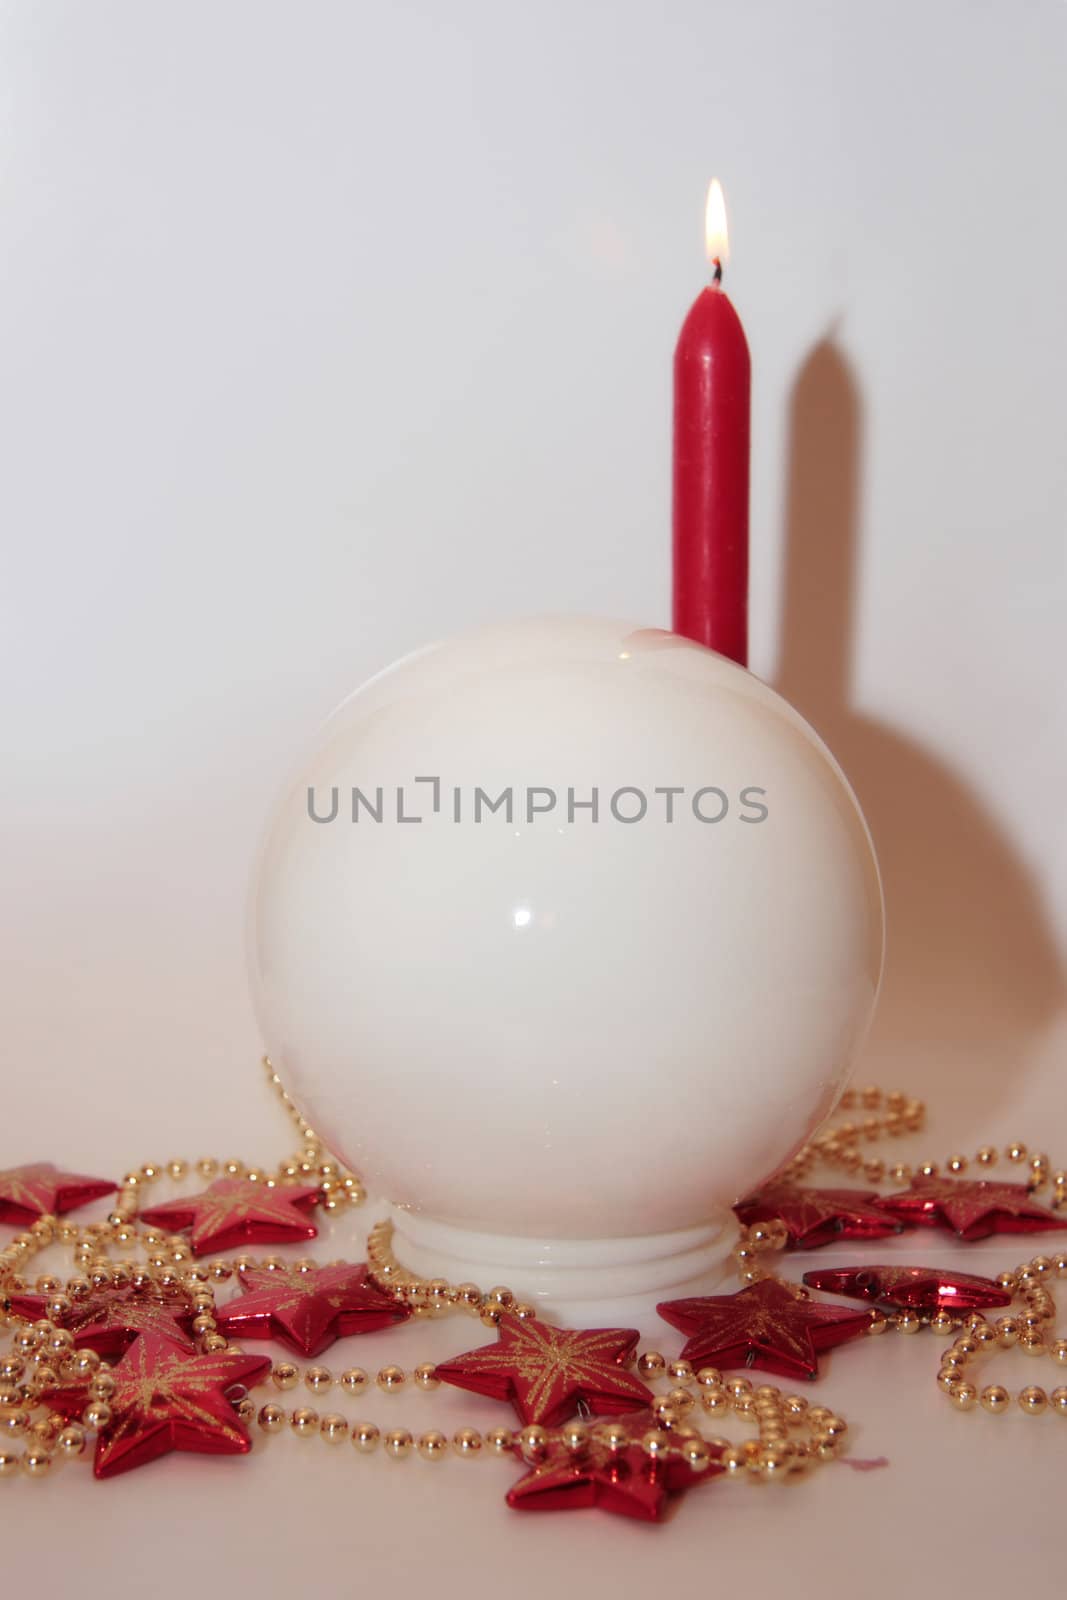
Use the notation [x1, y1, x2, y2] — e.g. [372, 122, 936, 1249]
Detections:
[251, 617, 883, 1296]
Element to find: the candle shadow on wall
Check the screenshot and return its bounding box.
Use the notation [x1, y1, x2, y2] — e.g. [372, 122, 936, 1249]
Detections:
[775, 339, 1065, 1121]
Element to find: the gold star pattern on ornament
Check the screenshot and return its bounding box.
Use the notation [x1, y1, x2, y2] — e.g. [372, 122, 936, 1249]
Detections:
[8, 1284, 197, 1357]
[435, 1314, 654, 1426]
[506, 1409, 723, 1521]
[138, 1178, 320, 1256]
[214, 1262, 410, 1356]
[43, 1334, 272, 1478]
[873, 1175, 1065, 1241]
[657, 1278, 873, 1381]
[0, 1161, 116, 1224]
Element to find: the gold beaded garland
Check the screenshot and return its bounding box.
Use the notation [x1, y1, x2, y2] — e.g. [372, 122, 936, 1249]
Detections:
[1, 1069, 1064, 1503]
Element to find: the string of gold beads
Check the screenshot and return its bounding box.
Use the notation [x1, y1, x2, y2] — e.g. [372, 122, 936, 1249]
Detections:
[249, 1358, 848, 1478]
[933, 1254, 1067, 1416]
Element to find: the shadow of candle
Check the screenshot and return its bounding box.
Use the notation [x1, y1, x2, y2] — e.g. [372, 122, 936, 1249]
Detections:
[775, 338, 1065, 1123]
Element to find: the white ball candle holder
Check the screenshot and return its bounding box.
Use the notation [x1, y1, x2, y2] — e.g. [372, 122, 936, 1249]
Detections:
[251, 617, 883, 1313]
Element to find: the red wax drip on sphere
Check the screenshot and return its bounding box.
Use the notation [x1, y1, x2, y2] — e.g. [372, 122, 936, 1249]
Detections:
[672, 285, 751, 665]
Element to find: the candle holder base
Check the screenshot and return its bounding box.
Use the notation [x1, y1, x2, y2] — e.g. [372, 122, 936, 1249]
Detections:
[386, 1204, 736, 1328]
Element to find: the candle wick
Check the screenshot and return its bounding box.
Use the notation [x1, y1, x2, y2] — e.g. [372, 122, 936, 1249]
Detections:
[711, 257, 723, 287]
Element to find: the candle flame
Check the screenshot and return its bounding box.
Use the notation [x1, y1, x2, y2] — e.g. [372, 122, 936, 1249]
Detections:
[705, 178, 729, 275]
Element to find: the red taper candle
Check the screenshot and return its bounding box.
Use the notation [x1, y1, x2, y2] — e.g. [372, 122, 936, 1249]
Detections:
[672, 180, 751, 665]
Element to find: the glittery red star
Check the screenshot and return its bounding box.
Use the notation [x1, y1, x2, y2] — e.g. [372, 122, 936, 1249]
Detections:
[44, 1335, 272, 1478]
[214, 1262, 409, 1356]
[657, 1278, 872, 1381]
[874, 1176, 1065, 1242]
[8, 1285, 197, 1357]
[801, 1263, 1013, 1313]
[506, 1409, 723, 1521]
[0, 1162, 116, 1224]
[734, 1182, 905, 1249]
[138, 1179, 320, 1256]
[436, 1315, 654, 1426]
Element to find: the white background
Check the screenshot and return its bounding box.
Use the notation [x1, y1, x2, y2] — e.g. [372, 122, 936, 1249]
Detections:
[1, 1, 1065, 1591]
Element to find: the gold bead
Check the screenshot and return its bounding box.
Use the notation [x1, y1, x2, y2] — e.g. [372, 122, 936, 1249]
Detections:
[511, 1302, 538, 1321]
[352, 1421, 380, 1453]
[682, 1438, 711, 1472]
[383, 1428, 412, 1459]
[695, 1366, 723, 1388]
[485, 1425, 515, 1456]
[894, 1309, 921, 1335]
[994, 1316, 1019, 1347]
[339, 1367, 368, 1394]
[413, 1363, 439, 1391]
[320, 1414, 349, 1444]
[418, 1429, 448, 1460]
[376, 1365, 405, 1393]
[55, 1425, 86, 1458]
[1050, 1388, 1067, 1415]
[452, 1427, 483, 1457]
[929, 1310, 956, 1337]
[946, 1154, 968, 1174]
[700, 1387, 730, 1416]
[304, 1366, 332, 1393]
[667, 1386, 695, 1414]
[1018, 1386, 1047, 1415]
[917, 1162, 938, 1179]
[518, 1424, 549, 1461]
[1049, 1340, 1067, 1365]
[1019, 1334, 1046, 1356]
[1007, 1143, 1027, 1163]
[726, 1376, 752, 1399]
[560, 1422, 589, 1454]
[592, 1421, 629, 1451]
[667, 1358, 695, 1384]
[487, 1286, 515, 1310]
[953, 1336, 978, 1357]
[289, 1407, 318, 1436]
[721, 1445, 746, 1475]
[455, 1283, 482, 1312]
[82, 1401, 111, 1429]
[1031, 1254, 1053, 1276]
[21, 1449, 52, 1478]
[996, 1271, 1017, 1293]
[937, 1370, 960, 1392]
[0, 1449, 19, 1477]
[257, 1403, 285, 1432]
[636, 1351, 666, 1378]
[976, 1146, 998, 1167]
[479, 1306, 502, 1329]
[980, 1385, 1010, 1413]
[641, 1429, 670, 1457]
[948, 1382, 977, 1410]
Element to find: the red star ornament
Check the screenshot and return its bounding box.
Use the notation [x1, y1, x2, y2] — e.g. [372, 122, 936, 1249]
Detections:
[435, 1314, 654, 1427]
[801, 1263, 1013, 1313]
[657, 1278, 872, 1381]
[44, 1335, 272, 1478]
[0, 1162, 116, 1224]
[214, 1262, 409, 1356]
[506, 1409, 724, 1521]
[138, 1178, 320, 1256]
[734, 1182, 905, 1249]
[874, 1175, 1065, 1242]
[7, 1285, 197, 1357]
